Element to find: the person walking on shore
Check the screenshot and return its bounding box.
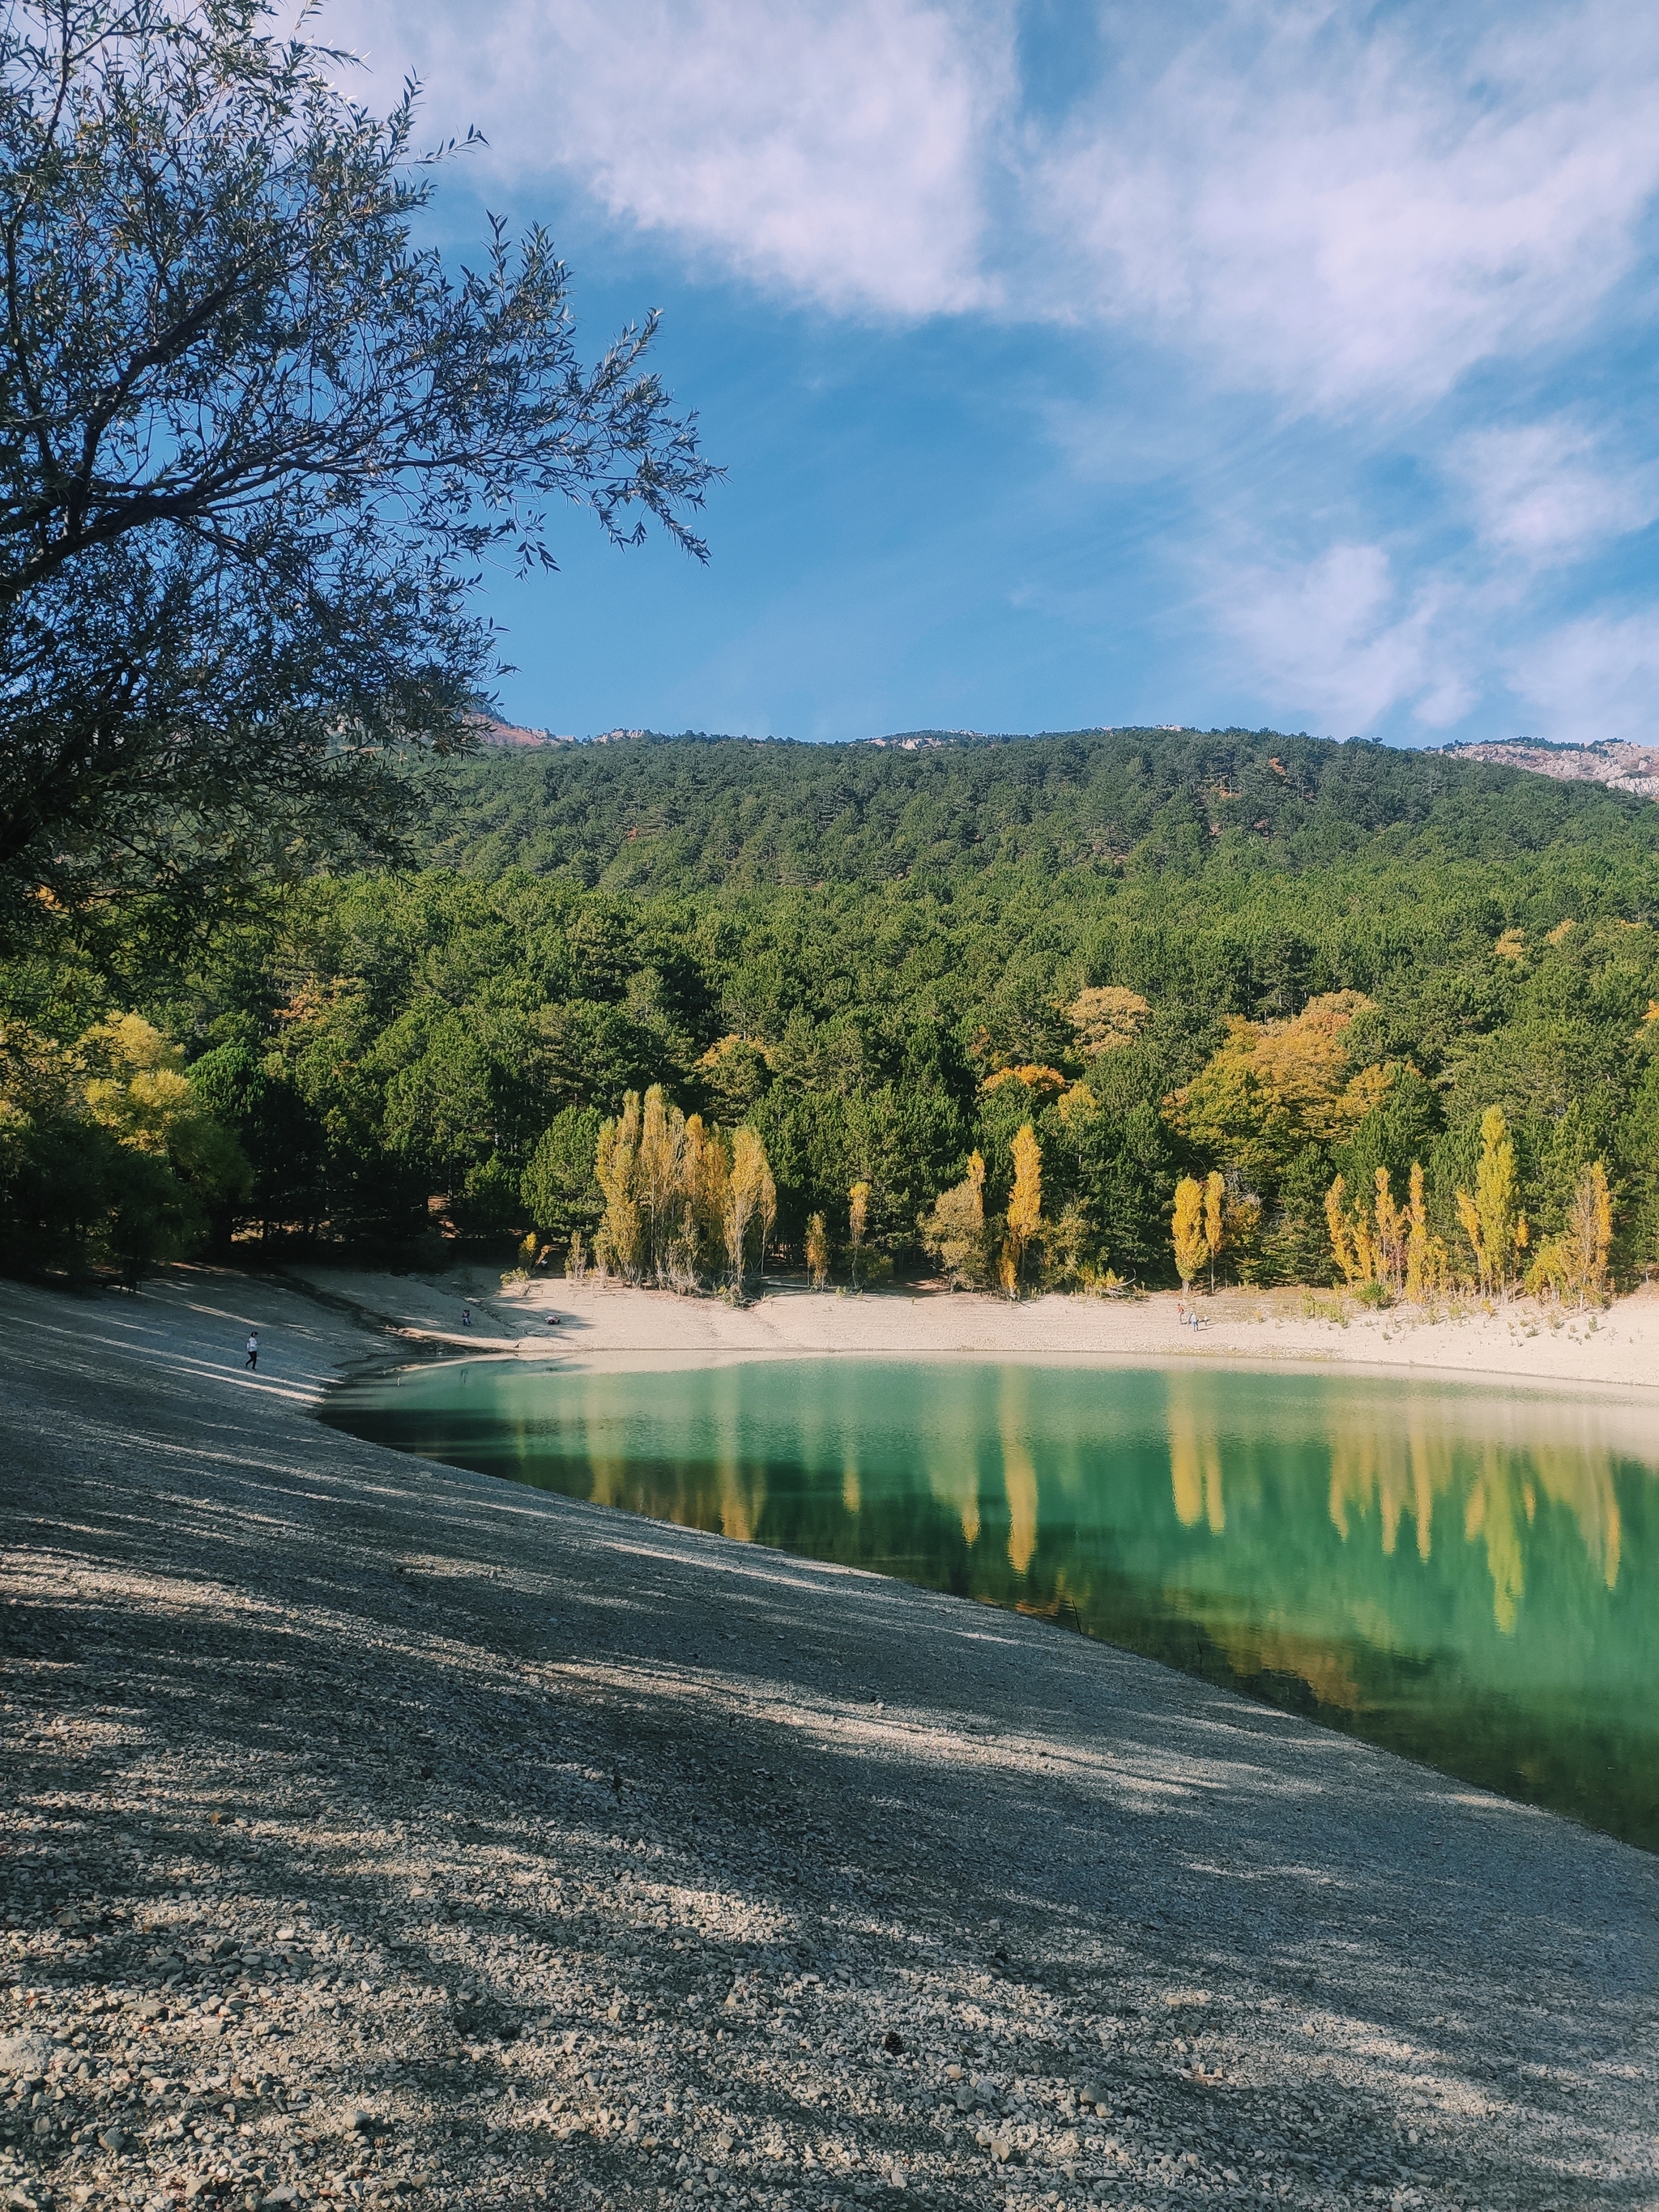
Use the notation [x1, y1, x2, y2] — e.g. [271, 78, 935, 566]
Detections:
[245, 1330, 259, 1371]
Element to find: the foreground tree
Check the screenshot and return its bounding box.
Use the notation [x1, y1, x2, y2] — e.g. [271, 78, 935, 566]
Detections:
[0, 0, 714, 936]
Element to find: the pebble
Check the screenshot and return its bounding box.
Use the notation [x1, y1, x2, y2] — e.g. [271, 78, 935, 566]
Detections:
[1, 1266, 1652, 2212]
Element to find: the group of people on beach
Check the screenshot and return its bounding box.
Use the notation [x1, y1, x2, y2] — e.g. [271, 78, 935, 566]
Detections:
[1175, 1302, 1206, 1332]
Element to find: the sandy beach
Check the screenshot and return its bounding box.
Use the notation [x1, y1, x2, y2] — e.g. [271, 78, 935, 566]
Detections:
[513, 1275, 1659, 1392]
[277, 1259, 1659, 1397]
[2, 1261, 1656, 2212]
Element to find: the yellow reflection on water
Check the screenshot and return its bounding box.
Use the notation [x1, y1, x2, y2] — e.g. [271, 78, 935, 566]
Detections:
[921, 1382, 983, 1547]
[1168, 1392, 1225, 1533]
[1000, 1371, 1039, 1574]
[842, 1460, 861, 1517]
[1324, 1400, 1625, 1632]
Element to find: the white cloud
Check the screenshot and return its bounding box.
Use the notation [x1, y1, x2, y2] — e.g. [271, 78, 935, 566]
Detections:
[1214, 541, 1472, 731]
[1511, 610, 1659, 746]
[1447, 419, 1659, 561]
[1033, 2, 1659, 412]
[328, 0, 1012, 316]
[317, 1, 1659, 745]
[326, 2, 1659, 405]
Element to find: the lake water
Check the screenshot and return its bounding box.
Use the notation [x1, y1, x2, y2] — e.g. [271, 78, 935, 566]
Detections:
[322, 1356, 1658, 1852]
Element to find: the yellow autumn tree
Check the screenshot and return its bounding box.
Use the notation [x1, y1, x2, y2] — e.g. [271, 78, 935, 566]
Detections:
[1403, 1161, 1436, 1302]
[1202, 1170, 1225, 1292]
[1000, 1123, 1043, 1298]
[723, 1126, 776, 1293]
[1456, 1106, 1525, 1296]
[595, 1091, 644, 1280]
[1170, 991, 1397, 1191]
[1171, 1175, 1208, 1290]
[1526, 1161, 1613, 1309]
[804, 1212, 830, 1289]
[918, 1149, 989, 1289]
[847, 1179, 871, 1289]
[1325, 1162, 1431, 1301]
[594, 1088, 774, 1294]
[1066, 986, 1150, 1058]
[1372, 1166, 1406, 1298]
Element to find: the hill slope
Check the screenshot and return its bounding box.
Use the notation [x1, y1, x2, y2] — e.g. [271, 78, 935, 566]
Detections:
[419, 727, 1657, 889]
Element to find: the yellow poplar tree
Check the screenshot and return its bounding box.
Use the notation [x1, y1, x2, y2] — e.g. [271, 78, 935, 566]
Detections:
[804, 1213, 830, 1289]
[917, 1149, 988, 1289]
[1526, 1160, 1613, 1308]
[1324, 1173, 1375, 1286]
[595, 1091, 643, 1280]
[636, 1084, 686, 1276]
[1001, 1123, 1043, 1298]
[1203, 1170, 1225, 1292]
[1456, 1106, 1520, 1294]
[1171, 1175, 1207, 1290]
[847, 1178, 871, 1289]
[1402, 1161, 1444, 1302]
[685, 1114, 728, 1279]
[724, 1127, 775, 1291]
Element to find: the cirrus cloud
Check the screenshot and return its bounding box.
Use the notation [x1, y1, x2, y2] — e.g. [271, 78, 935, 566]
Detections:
[328, 0, 1013, 316]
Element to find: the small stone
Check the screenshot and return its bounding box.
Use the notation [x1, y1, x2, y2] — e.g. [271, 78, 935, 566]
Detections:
[882, 2031, 904, 2055]
[350, 2109, 373, 2134]
[97, 2127, 127, 2154]
[1077, 2082, 1104, 2108]
[0, 2037, 53, 2078]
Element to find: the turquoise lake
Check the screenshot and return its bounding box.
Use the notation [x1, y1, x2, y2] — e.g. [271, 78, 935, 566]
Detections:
[321, 1357, 1658, 1852]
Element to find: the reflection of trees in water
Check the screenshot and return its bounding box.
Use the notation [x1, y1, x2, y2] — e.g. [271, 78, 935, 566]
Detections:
[1000, 1370, 1039, 1574]
[1168, 1400, 1224, 1534]
[331, 1359, 1657, 1847]
[1323, 1414, 1623, 1632]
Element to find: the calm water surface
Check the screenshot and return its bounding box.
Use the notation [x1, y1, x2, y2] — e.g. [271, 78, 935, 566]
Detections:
[322, 1357, 1657, 1851]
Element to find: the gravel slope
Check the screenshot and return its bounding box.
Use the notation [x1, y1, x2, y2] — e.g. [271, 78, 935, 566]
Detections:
[1, 1268, 1655, 2212]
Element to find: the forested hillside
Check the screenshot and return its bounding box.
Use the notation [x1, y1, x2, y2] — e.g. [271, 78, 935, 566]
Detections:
[7, 727, 1659, 1295]
[419, 725, 1640, 887]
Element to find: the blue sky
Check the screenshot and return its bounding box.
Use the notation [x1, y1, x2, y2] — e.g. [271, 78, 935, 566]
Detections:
[331, 0, 1659, 747]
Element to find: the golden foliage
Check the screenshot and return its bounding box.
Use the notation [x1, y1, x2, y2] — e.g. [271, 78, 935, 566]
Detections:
[1526, 1161, 1613, 1308]
[981, 1063, 1067, 1103]
[1456, 1105, 1522, 1295]
[917, 1150, 987, 1289]
[847, 1178, 871, 1287]
[595, 1083, 775, 1291]
[1000, 1123, 1043, 1298]
[804, 1211, 830, 1289]
[1171, 1175, 1208, 1289]
[1066, 986, 1150, 1056]
[1170, 991, 1399, 1187]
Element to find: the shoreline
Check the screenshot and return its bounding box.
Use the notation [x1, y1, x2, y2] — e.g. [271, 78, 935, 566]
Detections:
[311, 1264, 1659, 1399]
[3, 1264, 1657, 2212]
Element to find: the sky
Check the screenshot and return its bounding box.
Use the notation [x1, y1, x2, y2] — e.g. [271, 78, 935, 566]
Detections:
[326, 0, 1659, 748]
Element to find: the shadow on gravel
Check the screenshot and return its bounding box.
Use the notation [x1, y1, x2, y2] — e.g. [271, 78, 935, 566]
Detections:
[4, 1300, 1657, 2212]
